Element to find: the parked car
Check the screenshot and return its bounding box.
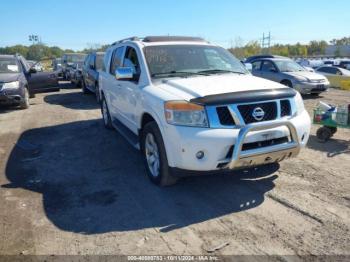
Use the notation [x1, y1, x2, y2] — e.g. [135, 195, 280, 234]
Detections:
[82, 51, 105, 102]
[99, 36, 311, 186]
[62, 53, 86, 80]
[69, 61, 84, 87]
[0, 54, 58, 109]
[335, 60, 350, 69]
[53, 58, 63, 77]
[316, 66, 350, 88]
[250, 57, 329, 95]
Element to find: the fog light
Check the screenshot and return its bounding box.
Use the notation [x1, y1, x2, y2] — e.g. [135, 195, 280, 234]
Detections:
[196, 151, 204, 159]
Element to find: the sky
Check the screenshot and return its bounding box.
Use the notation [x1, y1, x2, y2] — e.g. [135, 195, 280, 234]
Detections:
[0, 0, 349, 50]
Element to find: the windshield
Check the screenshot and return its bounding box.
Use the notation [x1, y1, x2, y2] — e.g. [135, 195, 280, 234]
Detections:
[274, 60, 306, 72]
[0, 57, 20, 73]
[143, 45, 248, 78]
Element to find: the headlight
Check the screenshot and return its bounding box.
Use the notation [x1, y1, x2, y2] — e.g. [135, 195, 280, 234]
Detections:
[3, 81, 20, 89]
[295, 77, 309, 83]
[294, 92, 305, 115]
[164, 101, 208, 127]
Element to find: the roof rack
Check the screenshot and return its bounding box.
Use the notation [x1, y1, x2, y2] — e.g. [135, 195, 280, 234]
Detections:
[111, 36, 207, 46]
[143, 36, 206, 43]
[111, 36, 140, 45]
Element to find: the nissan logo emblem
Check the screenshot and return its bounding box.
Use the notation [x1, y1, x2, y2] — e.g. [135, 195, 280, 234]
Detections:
[252, 107, 265, 121]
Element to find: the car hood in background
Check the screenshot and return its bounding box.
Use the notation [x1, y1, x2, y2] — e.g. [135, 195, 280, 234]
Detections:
[156, 74, 286, 101]
[283, 71, 327, 81]
[0, 73, 21, 83]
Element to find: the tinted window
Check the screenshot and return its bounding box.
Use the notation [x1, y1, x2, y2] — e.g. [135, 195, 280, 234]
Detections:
[84, 55, 90, 67]
[317, 67, 328, 73]
[252, 61, 262, 71]
[95, 54, 104, 70]
[123, 47, 141, 75]
[261, 61, 276, 72]
[110, 47, 124, 75]
[89, 54, 95, 68]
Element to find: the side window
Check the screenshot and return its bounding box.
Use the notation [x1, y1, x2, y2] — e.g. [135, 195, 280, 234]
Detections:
[89, 55, 95, 68]
[252, 61, 262, 71]
[261, 61, 276, 72]
[110, 47, 124, 75]
[84, 55, 90, 67]
[328, 67, 337, 75]
[123, 46, 141, 75]
[317, 67, 326, 73]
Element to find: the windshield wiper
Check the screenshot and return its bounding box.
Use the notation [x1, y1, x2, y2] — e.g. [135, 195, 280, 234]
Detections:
[151, 71, 209, 78]
[197, 69, 245, 75]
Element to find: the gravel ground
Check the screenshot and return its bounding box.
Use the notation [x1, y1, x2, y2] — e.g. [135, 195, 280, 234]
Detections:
[0, 82, 349, 257]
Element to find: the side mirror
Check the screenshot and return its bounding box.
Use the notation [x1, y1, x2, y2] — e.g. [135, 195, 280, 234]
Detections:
[115, 67, 133, 80]
[29, 67, 37, 74]
[244, 63, 252, 71]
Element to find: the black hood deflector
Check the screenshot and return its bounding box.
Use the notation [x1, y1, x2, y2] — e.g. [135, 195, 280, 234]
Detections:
[190, 88, 297, 106]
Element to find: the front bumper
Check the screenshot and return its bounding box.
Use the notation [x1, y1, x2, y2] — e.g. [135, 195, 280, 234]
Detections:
[163, 110, 310, 172]
[0, 89, 24, 105]
[294, 81, 329, 94]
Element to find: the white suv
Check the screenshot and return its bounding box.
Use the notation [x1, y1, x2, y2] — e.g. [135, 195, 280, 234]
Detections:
[99, 36, 311, 186]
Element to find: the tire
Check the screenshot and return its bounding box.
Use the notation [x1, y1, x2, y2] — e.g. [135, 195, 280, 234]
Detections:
[95, 83, 101, 104]
[101, 95, 113, 129]
[141, 122, 178, 186]
[29, 93, 35, 99]
[281, 80, 293, 88]
[82, 79, 89, 94]
[20, 88, 30, 109]
[316, 126, 332, 143]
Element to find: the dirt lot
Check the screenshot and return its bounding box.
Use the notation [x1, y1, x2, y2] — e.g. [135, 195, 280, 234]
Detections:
[0, 82, 349, 256]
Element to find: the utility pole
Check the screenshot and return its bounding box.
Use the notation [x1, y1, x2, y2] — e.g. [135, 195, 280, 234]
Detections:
[261, 32, 271, 54]
[28, 35, 40, 45]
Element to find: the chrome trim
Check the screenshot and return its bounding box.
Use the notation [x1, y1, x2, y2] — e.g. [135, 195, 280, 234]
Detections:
[207, 98, 296, 129]
[228, 119, 300, 169]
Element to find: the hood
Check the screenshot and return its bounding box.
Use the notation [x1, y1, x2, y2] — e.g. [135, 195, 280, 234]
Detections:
[156, 74, 286, 101]
[0, 73, 21, 83]
[283, 71, 327, 81]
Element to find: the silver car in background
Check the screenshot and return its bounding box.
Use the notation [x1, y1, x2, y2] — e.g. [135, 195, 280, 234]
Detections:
[250, 57, 330, 95]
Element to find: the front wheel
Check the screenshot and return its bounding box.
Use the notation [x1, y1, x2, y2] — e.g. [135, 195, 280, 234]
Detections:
[19, 88, 30, 109]
[141, 122, 178, 186]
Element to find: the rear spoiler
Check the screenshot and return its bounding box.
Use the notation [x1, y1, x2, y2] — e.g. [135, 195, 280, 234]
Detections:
[190, 88, 297, 106]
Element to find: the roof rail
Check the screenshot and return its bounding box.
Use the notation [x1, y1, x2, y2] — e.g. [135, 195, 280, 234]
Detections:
[143, 36, 206, 43]
[111, 36, 140, 45]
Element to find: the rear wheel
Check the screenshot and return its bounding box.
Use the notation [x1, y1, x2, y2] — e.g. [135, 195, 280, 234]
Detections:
[20, 88, 30, 109]
[82, 78, 89, 94]
[141, 122, 178, 186]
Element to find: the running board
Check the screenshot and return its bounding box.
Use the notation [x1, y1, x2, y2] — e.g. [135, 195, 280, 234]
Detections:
[112, 119, 140, 150]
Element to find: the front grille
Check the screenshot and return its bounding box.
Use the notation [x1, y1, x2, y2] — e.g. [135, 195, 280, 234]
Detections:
[238, 102, 277, 124]
[216, 106, 235, 125]
[225, 136, 290, 158]
[280, 100, 291, 117]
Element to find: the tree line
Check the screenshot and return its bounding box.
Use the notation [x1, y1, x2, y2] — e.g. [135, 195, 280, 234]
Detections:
[228, 40, 331, 59]
[1, 36, 349, 61]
